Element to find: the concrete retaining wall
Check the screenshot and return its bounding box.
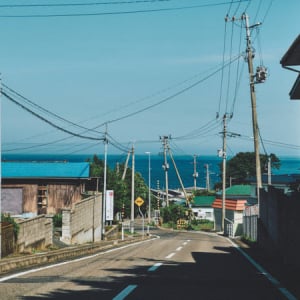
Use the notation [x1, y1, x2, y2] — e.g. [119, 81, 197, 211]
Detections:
[1, 222, 15, 257]
[17, 215, 53, 253]
[61, 194, 102, 245]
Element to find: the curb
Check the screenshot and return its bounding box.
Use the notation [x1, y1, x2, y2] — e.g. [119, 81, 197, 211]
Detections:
[0, 235, 154, 275]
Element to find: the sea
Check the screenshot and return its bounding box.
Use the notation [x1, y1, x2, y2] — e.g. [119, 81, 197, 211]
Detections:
[2, 153, 300, 190]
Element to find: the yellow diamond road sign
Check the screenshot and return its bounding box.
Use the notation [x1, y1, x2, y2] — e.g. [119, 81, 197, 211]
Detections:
[135, 197, 144, 207]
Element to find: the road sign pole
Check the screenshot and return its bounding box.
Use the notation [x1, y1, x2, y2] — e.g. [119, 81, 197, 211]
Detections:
[138, 207, 145, 238]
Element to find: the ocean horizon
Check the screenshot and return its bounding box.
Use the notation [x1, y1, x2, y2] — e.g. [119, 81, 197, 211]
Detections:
[2, 153, 300, 190]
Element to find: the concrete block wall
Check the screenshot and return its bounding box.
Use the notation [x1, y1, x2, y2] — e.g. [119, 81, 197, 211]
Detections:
[61, 194, 102, 245]
[16, 215, 53, 252]
[259, 187, 300, 267]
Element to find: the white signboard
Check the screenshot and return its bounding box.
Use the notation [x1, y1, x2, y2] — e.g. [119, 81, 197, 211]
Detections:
[106, 190, 114, 221]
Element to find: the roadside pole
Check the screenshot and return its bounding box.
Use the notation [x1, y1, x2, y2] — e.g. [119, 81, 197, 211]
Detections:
[102, 124, 108, 240]
[243, 13, 263, 209]
[221, 114, 228, 233]
[135, 197, 145, 237]
[0, 76, 2, 259]
[131, 145, 135, 234]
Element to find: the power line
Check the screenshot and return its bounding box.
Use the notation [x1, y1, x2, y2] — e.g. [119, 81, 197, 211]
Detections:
[92, 54, 243, 129]
[173, 118, 222, 141]
[0, 0, 172, 8]
[236, 134, 300, 151]
[3, 84, 103, 136]
[2, 91, 104, 141]
[0, 1, 250, 18]
[3, 55, 240, 151]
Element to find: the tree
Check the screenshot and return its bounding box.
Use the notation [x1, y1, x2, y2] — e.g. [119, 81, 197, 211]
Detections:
[222, 152, 280, 185]
[87, 155, 149, 219]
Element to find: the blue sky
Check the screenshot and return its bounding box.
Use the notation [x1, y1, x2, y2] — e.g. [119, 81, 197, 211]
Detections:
[1, 0, 300, 157]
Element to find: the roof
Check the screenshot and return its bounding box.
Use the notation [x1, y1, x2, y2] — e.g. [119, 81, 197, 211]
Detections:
[289, 73, 300, 99]
[212, 198, 247, 211]
[2, 162, 90, 179]
[192, 196, 215, 207]
[280, 34, 300, 67]
[248, 174, 300, 185]
[280, 34, 300, 100]
[216, 185, 251, 197]
[225, 185, 251, 196]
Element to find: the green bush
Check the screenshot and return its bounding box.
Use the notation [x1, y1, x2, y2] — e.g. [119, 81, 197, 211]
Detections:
[53, 213, 62, 227]
[160, 204, 186, 224]
[190, 219, 214, 231]
[1, 214, 20, 239]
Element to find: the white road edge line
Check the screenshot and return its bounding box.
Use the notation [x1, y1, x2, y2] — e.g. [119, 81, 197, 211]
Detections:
[0, 236, 160, 283]
[165, 252, 175, 259]
[112, 284, 137, 300]
[228, 238, 297, 300]
[148, 262, 162, 272]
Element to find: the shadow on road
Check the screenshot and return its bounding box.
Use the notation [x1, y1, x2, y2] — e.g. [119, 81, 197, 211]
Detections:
[15, 244, 299, 300]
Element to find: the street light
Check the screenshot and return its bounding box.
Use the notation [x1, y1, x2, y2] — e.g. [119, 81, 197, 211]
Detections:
[145, 152, 151, 224]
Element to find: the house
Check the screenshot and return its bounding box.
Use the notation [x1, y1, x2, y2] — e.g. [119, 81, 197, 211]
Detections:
[2, 161, 90, 216]
[213, 185, 251, 236]
[190, 195, 215, 222]
[212, 198, 247, 237]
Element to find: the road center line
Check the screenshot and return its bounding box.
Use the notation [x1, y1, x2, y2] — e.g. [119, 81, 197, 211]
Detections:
[113, 285, 137, 300]
[176, 246, 183, 251]
[165, 252, 175, 259]
[148, 262, 162, 272]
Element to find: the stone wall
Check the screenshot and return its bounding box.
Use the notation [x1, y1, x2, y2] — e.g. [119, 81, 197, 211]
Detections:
[61, 194, 102, 245]
[16, 215, 53, 253]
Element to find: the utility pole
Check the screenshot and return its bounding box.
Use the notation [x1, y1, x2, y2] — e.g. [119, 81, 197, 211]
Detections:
[243, 13, 263, 206]
[102, 123, 108, 240]
[204, 164, 210, 191]
[168, 149, 189, 205]
[193, 155, 198, 191]
[145, 152, 151, 224]
[221, 114, 228, 233]
[160, 136, 170, 207]
[0, 76, 2, 259]
[267, 156, 272, 185]
[131, 144, 135, 234]
[121, 150, 131, 181]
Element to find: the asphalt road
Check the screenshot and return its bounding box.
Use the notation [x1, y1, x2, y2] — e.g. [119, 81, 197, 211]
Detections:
[0, 229, 297, 300]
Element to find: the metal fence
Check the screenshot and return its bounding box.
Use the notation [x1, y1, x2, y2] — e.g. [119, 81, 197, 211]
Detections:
[243, 205, 258, 241]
